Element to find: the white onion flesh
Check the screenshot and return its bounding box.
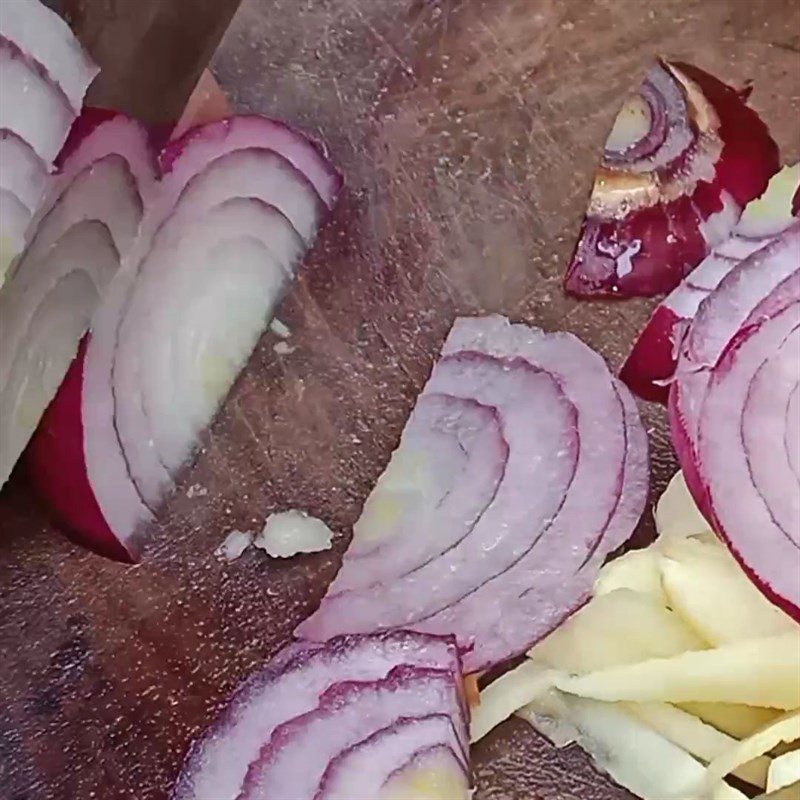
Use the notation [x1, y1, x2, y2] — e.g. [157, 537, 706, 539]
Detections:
[0, 130, 47, 212]
[0, 189, 29, 284]
[1, 115, 152, 489]
[0, 0, 98, 112]
[0, 222, 119, 485]
[0, 41, 74, 163]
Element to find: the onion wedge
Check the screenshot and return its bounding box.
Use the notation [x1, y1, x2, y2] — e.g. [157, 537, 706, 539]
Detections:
[28, 116, 341, 561]
[172, 631, 465, 800]
[564, 60, 779, 298]
[296, 315, 648, 671]
[621, 163, 799, 403]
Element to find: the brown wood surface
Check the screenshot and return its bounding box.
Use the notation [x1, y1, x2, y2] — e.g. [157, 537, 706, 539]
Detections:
[1, 1, 799, 799]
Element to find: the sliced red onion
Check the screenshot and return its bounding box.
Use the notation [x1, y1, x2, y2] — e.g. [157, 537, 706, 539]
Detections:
[621, 163, 800, 403]
[0, 223, 119, 487]
[241, 665, 466, 800]
[297, 315, 648, 672]
[669, 223, 800, 617]
[698, 304, 800, 616]
[564, 60, 779, 298]
[113, 197, 303, 507]
[0, 39, 75, 164]
[0, 130, 47, 213]
[0, 189, 30, 283]
[172, 631, 462, 800]
[28, 116, 341, 560]
[0, 0, 98, 112]
[50, 108, 159, 205]
[1, 115, 153, 490]
[160, 115, 342, 210]
[316, 717, 468, 800]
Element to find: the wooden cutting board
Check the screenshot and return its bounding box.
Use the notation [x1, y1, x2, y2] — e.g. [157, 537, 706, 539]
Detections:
[1, 1, 798, 798]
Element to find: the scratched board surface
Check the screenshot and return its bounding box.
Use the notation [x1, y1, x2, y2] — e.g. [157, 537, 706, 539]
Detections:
[1, 1, 799, 798]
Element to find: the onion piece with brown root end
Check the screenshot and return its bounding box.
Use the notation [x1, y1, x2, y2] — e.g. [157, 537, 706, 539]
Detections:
[621, 164, 800, 403]
[564, 60, 779, 299]
[172, 632, 466, 800]
[296, 315, 648, 672]
[27, 116, 341, 561]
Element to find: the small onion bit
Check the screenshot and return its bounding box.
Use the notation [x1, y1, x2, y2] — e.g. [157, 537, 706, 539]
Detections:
[296, 315, 649, 672]
[621, 163, 800, 404]
[670, 223, 800, 619]
[564, 59, 779, 299]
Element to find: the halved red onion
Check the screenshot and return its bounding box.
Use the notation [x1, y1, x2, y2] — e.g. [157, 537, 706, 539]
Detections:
[669, 223, 800, 617]
[172, 631, 463, 800]
[316, 717, 468, 800]
[241, 665, 467, 800]
[1, 115, 153, 489]
[564, 60, 779, 298]
[621, 163, 800, 403]
[297, 315, 648, 672]
[0, 0, 98, 112]
[27, 116, 341, 560]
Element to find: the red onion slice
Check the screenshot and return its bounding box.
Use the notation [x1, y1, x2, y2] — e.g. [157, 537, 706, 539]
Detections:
[113, 198, 303, 506]
[2, 117, 152, 489]
[50, 109, 159, 205]
[621, 164, 800, 403]
[564, 60, 779, 298]
[0, 0, 98, 112]
[297, 316, 648, 671]
[0, 130, 47, 214]
[163, 148, 325, 245]
[0, 39, 75, 164]
[698, 303, 800, 616]
[172, 631, 461, 800]
[0, 223, 119, 486]
[160, 115, 342, 210]
[28, 116, 340, 560]
[0, 189, 30, 282]
[316, 716, 468, 800]
[241, 665, 466, 800]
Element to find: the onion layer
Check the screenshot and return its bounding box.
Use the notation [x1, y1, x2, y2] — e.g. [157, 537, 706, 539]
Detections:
[27, 116, 341, 560]
[296, 315, 648, 672]
[0, 2, 96, 278]
[621, 163, 800, 403]
[172, 631, 466, 800]
[564, 60, 779, 298]
[669, 223, 800, 618]
[1, 113, 153, 490]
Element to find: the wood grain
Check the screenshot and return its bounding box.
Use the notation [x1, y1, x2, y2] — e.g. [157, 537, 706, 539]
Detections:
[1, 1, 798, 798]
